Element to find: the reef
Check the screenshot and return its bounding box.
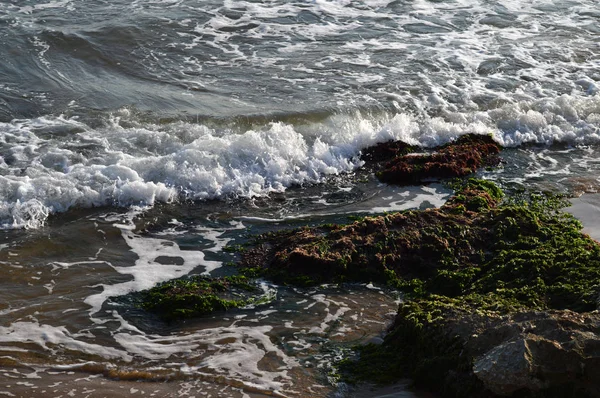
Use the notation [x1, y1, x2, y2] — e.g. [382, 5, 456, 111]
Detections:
[139, 275, 266, 321]
[238, 179, 600, 397]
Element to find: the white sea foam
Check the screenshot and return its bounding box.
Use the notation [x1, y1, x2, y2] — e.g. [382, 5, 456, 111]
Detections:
[0, 92, 599, 229]
[0, 113, 402, 228]
[108, 313, 297, 393]
[186, 324, 295, 392]
[0, 320, 131, 361]
[307, 294, 351, 335]
[84, 227, 220, 316]
[1, 0, 600, 229]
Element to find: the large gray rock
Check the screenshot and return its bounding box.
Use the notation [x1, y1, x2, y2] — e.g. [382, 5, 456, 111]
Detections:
[463, 310, 600, 396]
[473, 338, 541, 395]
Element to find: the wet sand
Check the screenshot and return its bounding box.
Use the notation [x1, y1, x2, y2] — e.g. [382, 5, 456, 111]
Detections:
[567, 194, 600, 242]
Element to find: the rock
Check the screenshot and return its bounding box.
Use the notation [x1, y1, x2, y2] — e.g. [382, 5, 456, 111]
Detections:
[469, 311, 600, 397]
[362, 307, 600, 397]
[233, 176, 600, 397]
[367, 134, 502, 185]
[137, 275, 271, 321]
[473, 338, 541, 395]
[361, 140, 416, 163]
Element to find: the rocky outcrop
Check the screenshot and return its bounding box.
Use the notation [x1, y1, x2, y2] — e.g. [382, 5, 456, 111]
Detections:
[351, 306, 600, 398]
[238, 180, 600, 397]
[362, 134, 502, 185]
[400, 309, 600, 397]
[136, 134, 600, 397]
[237, 179, 506, 287]
[470, 310, 600, 397]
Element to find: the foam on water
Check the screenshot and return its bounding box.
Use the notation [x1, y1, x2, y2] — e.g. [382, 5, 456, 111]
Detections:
[0, 243, 400, 396]
[83, 215, 221, 316]
[0, 205, 404, 395]
[0, 112, 410, 228]
[1, 0, 599, 228]
[0, 320, 131, 361]
[176, 324, 296, 392]
[1, 91, 599, 228]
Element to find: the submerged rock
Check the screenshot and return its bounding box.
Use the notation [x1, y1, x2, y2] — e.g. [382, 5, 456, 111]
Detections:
[139, 275, 270, 321]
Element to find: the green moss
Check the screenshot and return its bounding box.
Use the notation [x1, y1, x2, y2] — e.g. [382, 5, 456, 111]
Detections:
[466, 178, 504, 201]
[238, 266, 265, 278]
[222, 244, 247, 253]
[234, 179, 600, 394]
[336, 187, 600, 393]
[140, 275, 266, 321]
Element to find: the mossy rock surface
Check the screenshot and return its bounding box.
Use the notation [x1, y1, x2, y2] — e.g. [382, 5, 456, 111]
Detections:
[140, 275, 266, 321]
[239, 179, 600, 314]
[238, 179, 600, 397]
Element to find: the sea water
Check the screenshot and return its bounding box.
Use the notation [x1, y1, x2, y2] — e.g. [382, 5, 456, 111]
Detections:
[0, 0, 599, 396]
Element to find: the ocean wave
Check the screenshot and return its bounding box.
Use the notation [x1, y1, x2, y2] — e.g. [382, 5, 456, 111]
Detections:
[2, 0, 598, 121]
[0, 93, 598, 229]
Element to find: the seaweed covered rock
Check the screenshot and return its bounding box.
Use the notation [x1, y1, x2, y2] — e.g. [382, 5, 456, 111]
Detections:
[140, 275, 269, 321]
[361, 139, 417, 163]
[374, 306, 600, 397]
[361, 134, 501, 185]
[239, 178, 507, 287]
[239, 179, 600, 396]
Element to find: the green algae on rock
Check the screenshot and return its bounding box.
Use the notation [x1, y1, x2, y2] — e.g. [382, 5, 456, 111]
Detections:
[239, 179, 600, 311]
[238, 179, 600, 396]
[140, 275, 268, 321]
[238, 178, 505, 288]
[346, 190, 600, 397]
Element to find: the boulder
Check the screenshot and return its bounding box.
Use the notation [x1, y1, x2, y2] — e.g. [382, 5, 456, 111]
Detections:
[469, 311, 600, 396]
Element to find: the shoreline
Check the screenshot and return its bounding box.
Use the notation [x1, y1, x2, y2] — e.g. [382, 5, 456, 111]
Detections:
[4, 134, 600, 397]
[136, 134, 600, 397]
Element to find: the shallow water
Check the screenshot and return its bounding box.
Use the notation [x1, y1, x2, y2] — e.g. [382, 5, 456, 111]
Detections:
[0, 181, 451, 397]
[1, 0, 599, 396]
[567, 193, 600, 242]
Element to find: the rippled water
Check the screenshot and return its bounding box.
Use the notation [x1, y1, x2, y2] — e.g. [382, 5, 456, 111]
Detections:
[0, 0, 599, 396]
